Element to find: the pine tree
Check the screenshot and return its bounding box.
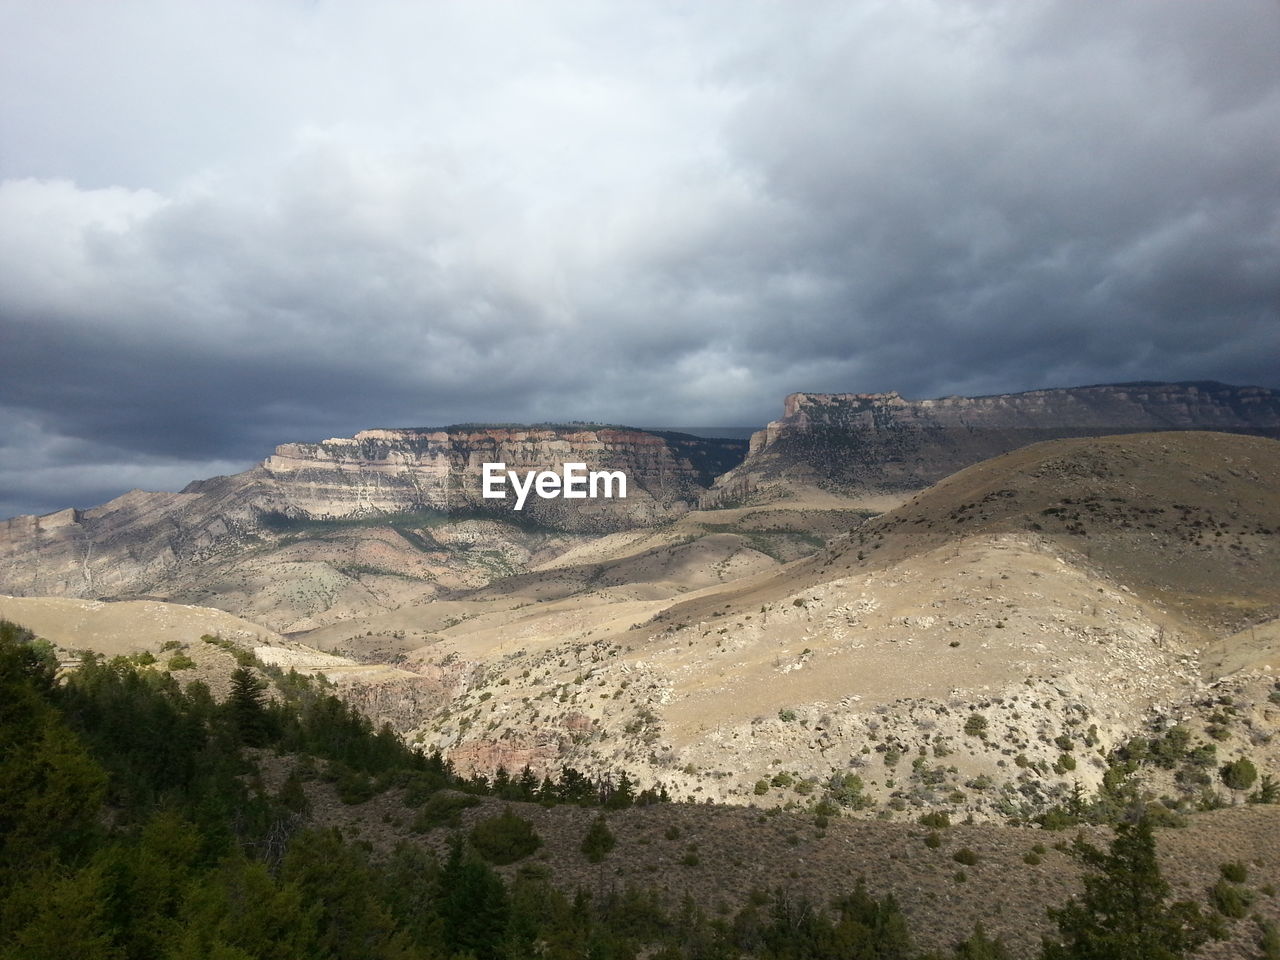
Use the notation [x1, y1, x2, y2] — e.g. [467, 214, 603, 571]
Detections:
[580, 815, 616, 863]
[517, 765, 539, 801]
[227, 667, 269, 747]
[1041, 819, 1221, 960]
[607, 770, 636, 809]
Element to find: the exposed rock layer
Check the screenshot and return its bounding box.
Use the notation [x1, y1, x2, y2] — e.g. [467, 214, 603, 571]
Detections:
[708, 381, 1280, 501]
[0, 426, 746, 608]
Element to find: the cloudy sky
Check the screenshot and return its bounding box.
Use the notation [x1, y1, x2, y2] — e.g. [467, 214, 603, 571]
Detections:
[2, 0, 1278, 518]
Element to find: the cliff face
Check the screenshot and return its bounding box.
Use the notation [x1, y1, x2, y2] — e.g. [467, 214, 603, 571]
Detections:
[0, 426, 746, 621]
[709, 381, 1280, 501]
[250, 426, 743, 526]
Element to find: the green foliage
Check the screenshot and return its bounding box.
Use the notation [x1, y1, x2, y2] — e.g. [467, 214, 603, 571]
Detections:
[469, 807, 542, 865]
[581, 815, 616, 863]
[954, 921, 1014, 959]
[924, 832, 942, 849]
[412, 791, 481, 831]
[964, 713, 989, 737]
[825, 772, 872, 810]
[1260, 919, 1280, 960]
[166, 653, 196, 670]
[1250, 774, 1280, 804]
[1220, 861, 1248, 883]
[1209, 878, 1254, 919]
[1220, 757, 1258, 791]
[952, 848, 979, 866]
[1041, 819, 1221, 960]
[228, 667, 270, 747]
[919, 811, 951, 828]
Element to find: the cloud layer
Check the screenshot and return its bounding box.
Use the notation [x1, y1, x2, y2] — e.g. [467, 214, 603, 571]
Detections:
[2, 0, 1278, 517]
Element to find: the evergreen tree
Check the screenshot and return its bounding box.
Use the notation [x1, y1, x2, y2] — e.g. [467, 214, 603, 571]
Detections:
[517, 765, 539, 801]
[1041, 819, 1221, 960]
[607, 770, 636, 809]
[439, 837, 509, 960]
[581, 815, 617, 863]
[954, 921, 1013, 959]
[227, 667, 270, 747]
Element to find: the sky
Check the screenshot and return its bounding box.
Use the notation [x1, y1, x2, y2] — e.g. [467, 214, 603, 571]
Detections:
[2, 0, 1279, 518]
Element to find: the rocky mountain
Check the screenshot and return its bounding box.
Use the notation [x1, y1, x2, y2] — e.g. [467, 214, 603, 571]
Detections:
[382, 431, 1280, 820]
[708, 381, 1280, 503]
[0, 425, 745, 630]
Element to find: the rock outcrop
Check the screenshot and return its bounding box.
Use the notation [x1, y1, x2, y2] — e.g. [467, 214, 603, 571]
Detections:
[0, 425, 746, 616]
[249, 425, 744, 526]
[707, 381, 1280, 502]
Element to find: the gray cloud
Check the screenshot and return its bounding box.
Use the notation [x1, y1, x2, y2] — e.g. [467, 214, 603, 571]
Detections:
[2, 0, 1278, 517]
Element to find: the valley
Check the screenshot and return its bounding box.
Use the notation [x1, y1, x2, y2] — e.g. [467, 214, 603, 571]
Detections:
[4, 382, 1280, 958]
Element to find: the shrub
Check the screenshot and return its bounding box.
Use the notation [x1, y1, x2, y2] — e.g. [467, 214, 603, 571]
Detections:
[1221, 861, 1248, 883]
[167, 653, 196, 671]
[825, 772, 871, 810]
[412, 791, 481, 831]
[581, 815, 616, 863]
[918, 811, 951, 828]
[924, 832, 942, 849]
[753, 779, 770, 795]
[964, 714, 989, 738]
[470, 808, 541, 865]
[953, 848, 979, 866]
[336, 768, 376, 805]
[1024, 851, 1043, 865]
[1210, 879, 1254, 918]
[1221, 758, 1258, 791]
[1250, 775, 1280, 804]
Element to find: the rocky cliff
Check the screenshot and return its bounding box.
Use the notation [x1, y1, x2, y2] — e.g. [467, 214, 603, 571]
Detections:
[707, 381, 1280, 502]
[0, 425, 746, 626]
[248, 425, 743, 526]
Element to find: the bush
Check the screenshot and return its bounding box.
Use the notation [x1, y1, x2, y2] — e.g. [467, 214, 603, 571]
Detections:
[1220, 861, 1248, 883]
[1250, 775, 1280, 804]
[167, 653, 196, 671]
[753, 779, 770, 795]
[336, 768, 376, 805]
[924, 832, 942, 849]
[953, 848, 979, 866]
[1210, 878, 1254, 918]
[470, 808, 541, 865]
[581, 815, 616, 863]
[1221, 757, 1258, 791]
[964, 714, 988, 738]
[918, 811, 950, 828]
[412, 791, 481, 831]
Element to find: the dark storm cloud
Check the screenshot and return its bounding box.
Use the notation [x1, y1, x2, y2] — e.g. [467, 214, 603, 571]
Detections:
[2, 0, 1278, 517]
